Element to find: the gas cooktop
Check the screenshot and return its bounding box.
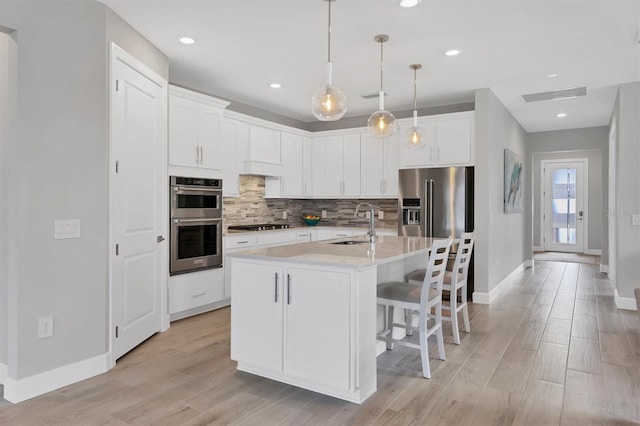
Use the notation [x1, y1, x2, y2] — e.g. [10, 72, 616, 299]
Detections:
[227, 223, 291, 232]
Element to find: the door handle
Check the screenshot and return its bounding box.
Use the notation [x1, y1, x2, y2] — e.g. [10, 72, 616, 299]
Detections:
[274, 272, 279, 303]
[287, 274, 291, 305]
[157, 235, 165, 243]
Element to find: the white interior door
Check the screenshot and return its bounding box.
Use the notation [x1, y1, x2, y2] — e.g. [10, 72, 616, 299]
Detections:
[111, 45, 166, 360]
[543, 160, 586, 253]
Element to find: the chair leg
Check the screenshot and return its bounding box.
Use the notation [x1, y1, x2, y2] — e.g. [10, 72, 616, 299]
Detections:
[450, 287, 461, 345]
[418, 313, 431, 378]
[386, 306, 395, 350]
[405, 309, 414, 336]
[435, 302, 446, 361]
[461, 284, 471, 333]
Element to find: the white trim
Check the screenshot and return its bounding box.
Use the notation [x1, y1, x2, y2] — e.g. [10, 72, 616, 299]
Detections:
[0, 362, 7, 385]
[614, 289, 638, 311]
[584, 249, 602, 256]
[599, 264, 609, 273]
[525, 259, 534, 268]
[473, 261, 530, 304]
[169, 84, 230, 109]
[3, 353, 109, 403]
[224, 109, 312, 136]
[532, 245, 543, 252]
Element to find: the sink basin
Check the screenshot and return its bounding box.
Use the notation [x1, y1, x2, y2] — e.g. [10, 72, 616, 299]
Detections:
[330, 240, 368, 245]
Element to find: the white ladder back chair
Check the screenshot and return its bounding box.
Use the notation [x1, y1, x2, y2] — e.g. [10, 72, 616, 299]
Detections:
[407, 231, 476, 344]
[376, 238, 452, 379]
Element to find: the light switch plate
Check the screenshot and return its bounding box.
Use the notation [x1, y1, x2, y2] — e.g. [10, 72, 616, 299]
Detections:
[54, 219, 81, 239]
[379, 210, 384, 220]
[632, 214, 640, 226]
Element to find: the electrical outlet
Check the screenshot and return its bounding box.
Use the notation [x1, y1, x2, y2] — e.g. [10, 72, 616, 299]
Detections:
[38, 316, 53, 338]
[379, 210, 384, 220]
[321, 210, 327, 218]
[365, 211, 371, 219]
[282, 211, 287, 220]
[632, 214, 640, 226]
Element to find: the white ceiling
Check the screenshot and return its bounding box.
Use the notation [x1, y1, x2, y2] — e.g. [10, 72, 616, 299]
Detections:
[101, 0, 640, 132]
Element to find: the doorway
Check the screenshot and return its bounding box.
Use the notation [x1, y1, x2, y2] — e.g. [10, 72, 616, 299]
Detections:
[541, 159, 588, 253]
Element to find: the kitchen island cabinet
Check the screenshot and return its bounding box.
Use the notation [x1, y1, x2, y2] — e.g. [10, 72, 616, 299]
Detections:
[228, 235, 440, 403]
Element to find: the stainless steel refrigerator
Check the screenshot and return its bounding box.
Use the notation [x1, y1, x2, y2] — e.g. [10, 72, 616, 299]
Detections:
[398, 167, 474, 296]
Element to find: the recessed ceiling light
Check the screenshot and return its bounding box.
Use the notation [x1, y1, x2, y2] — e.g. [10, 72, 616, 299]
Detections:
[270, 83, 282, 89]
[556, 113, 567, 118]
[178, 36, 195, 45]
[445, 49, 461, 56]
[400, 0, 421, 7]
[546, 73, 558, 78]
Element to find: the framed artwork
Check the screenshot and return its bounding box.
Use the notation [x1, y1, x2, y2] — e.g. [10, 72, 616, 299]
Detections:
[504, 149, 523, 213]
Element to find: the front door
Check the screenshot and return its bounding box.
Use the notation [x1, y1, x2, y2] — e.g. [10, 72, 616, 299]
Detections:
[543, 160, 586, 253]
[111, 44, 167, 360]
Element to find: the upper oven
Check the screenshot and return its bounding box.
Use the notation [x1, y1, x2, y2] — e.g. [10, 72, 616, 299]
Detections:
[170, 176, 222, 219]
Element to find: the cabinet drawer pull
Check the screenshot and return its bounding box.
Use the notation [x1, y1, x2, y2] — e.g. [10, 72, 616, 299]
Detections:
[237, 241, 249, 244]
[192, 292, 206, 298]
[274, 272, 279, 303]
[287, 274, 291, 305]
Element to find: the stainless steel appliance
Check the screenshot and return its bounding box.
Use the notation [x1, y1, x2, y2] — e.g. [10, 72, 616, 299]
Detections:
[398, 167, 474, 295]
[170, 176, 223, 275]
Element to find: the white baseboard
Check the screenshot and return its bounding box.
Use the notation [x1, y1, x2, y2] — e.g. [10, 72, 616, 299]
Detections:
[0, 362, 7, 385]
[3, 353, 110, 403]
[600, 264, 609, 274]
[584, 249, 602, 256]
[473, 261, 530, 305]
[532, 246, 543, 252]
[525, 259, 534, 268]
[614, 289, 638, 311]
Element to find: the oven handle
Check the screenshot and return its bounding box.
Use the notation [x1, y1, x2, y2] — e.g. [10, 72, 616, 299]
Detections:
[172, 218, 222, 224]
[172, 186, 222, 193]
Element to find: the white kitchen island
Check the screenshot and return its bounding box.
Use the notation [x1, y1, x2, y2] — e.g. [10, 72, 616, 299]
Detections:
[228, 235, 443, 404]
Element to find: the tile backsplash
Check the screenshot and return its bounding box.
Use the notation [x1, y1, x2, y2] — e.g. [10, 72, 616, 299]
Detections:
[223, 175, 398, 230]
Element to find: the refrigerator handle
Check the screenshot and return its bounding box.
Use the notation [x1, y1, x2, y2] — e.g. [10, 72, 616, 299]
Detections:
[424, 179, 429, 237]
[429, 179, 435, 237]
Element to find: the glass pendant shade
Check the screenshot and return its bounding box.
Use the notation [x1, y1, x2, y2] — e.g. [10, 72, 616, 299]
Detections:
[312, 83, 347, 121]
[368, 110, 398, 138]
[404, 125, 424, 147]
[311, 0, 347, 121]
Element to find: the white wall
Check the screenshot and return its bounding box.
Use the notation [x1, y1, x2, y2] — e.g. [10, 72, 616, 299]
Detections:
[0, 0, 168, 384]
[528, 127, 608, 254]
[612, 82, 640, 300]
[474, 88, 529, 296]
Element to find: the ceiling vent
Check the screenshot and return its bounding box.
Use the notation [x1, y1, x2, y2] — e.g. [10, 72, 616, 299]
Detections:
[361, 91, 388, 100]
[522, 86, 587, 103]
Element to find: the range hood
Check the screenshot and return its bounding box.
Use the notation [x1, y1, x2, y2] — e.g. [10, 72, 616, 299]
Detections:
[241, 160, 283, 176]
[240, 125, 283, 176]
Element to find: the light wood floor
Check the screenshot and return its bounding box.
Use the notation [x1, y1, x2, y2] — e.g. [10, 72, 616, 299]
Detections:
[1, 261, 639, 425]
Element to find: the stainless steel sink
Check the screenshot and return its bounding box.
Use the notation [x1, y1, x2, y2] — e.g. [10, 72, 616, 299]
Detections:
[330, 240, 368, 245]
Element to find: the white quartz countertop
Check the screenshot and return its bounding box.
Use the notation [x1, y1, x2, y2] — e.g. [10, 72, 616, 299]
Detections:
[226, 235, 447, 269]
[224, 225, 397, 236]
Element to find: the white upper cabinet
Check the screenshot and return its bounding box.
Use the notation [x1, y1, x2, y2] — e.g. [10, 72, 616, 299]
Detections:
[302, 137, 313, 197]
[265, 131, 304, 197]
[242, 125, 282, 175]
[360, 132, 399, 197]
[313, 134, 361, 197]
[399, 111, 474, 168]
[168, 85, 229, 177]
[221, 118, 250, 197]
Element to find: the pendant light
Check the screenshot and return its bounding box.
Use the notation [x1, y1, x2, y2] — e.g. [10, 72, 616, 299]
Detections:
[367, 34, 397, 138]
[311, 0, 347, 121]
[404, 64, 424, 147]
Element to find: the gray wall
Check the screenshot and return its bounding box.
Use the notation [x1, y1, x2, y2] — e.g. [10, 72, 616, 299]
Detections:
[0, 1, 168, 380]
[474, 88, 529, 295]
[0, 31, 8, 370]
[612, 82, 640, 299]
[528, 127, 608, 254]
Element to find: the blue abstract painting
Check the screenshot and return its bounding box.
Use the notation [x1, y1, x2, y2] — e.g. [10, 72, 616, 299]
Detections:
[504, 149, 523, 213]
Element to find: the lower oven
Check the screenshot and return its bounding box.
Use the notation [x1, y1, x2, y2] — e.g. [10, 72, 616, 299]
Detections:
[170, 217, 223, 275]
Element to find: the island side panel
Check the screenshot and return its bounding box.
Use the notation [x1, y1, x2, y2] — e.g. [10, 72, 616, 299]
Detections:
[355, 266, 378, 402]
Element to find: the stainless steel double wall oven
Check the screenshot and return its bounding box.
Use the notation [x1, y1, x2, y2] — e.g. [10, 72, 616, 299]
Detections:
[170, 176, 223, 275]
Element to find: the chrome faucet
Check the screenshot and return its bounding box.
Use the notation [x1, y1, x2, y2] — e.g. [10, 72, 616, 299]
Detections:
[355, 202, 377, 242]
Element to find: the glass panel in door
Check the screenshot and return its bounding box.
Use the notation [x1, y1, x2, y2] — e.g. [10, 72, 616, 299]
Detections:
[551, 168, 577, 244]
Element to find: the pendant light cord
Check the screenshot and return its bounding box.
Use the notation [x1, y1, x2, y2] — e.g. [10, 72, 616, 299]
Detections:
[327, 0, 332, 62]
[379, 40, 384, 93]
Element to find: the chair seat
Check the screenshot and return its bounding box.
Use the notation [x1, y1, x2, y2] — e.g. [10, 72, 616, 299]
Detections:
[377, 281, 438, 304]
[406, 269, 464, 285]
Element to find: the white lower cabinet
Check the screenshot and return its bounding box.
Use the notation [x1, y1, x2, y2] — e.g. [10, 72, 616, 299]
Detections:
[231, 260, 355, 396]
[168, 268, 225, 315]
